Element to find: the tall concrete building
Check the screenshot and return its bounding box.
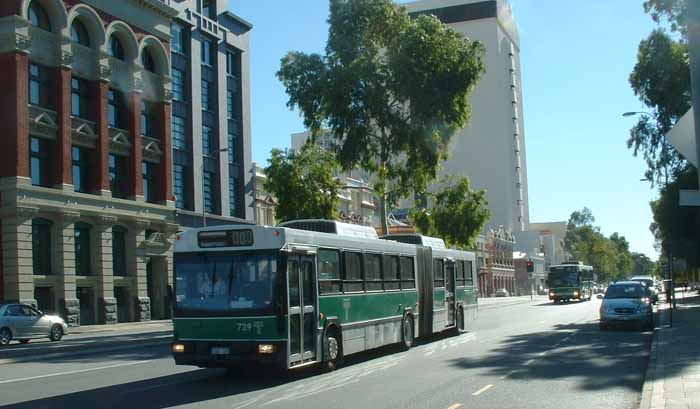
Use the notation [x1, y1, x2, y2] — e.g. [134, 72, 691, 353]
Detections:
[166, 0, 254, 227]
[0, 0, 179, 325]
[404, 0, 529, 234]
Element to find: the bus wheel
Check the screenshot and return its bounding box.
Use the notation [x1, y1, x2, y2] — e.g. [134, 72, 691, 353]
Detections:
[401, 315, 414, 350]
[324, 329, 343, 371]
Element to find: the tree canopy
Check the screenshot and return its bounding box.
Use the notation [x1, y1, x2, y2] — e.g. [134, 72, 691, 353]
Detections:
[277, 0, 485, 233]
[411, 177, 490, 249]
[263, 143, 343, 223]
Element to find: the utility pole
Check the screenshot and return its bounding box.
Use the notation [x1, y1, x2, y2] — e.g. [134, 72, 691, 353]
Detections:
[690, 0, 700, 189]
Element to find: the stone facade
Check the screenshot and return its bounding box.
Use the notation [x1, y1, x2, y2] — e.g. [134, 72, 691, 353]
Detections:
[0, 0, 178, 325]
[478, 227, 516, 297]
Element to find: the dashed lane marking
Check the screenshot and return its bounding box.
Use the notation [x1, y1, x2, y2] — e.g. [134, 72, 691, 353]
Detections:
[500, 370, 517, 379]
[523, 359, 534, 366]
[0, 360, 152, 385]
[472, 384, 494, 396]
[447, 403, 462, 409]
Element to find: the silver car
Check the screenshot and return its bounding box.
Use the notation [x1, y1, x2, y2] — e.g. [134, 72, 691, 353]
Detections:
[0, 304, 68, 345]
[599, 281, 654, 331]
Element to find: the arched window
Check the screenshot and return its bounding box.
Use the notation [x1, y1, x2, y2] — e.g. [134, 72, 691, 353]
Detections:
[112, 226, 127, 277]
[71, 19, 90, 47]
[28, 1, 51, 31]
[74, 222, 92, 276]
[108, 35, 125, 60]
[32, 218, 53, 275]
[141, 49, 156, 72]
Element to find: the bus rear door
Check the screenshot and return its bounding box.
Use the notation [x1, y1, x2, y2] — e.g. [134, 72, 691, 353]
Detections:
[287, 253, 317, 368]
[445, 260, 456, 327]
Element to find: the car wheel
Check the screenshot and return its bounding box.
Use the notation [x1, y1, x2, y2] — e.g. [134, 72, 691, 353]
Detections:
[0, 328, 12, 345]
[19, 339, 30, 344]
[49, 324, 63, 342]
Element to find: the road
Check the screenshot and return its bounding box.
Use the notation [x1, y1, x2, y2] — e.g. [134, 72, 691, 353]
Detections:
[0, 297, 653, 409]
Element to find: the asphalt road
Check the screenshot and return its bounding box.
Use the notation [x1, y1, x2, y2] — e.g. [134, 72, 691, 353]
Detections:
[0, 297, 653, 409]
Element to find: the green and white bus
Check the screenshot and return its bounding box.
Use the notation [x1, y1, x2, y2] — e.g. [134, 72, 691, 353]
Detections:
[547, 261, 595, 303]
[171, 220, 477, 370]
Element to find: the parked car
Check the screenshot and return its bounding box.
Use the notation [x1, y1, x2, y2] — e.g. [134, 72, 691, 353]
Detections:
[0, 304, 68, 345]
[629, 276, 659, 304]
[495, 288, 509, 297]
[599, 281, 654, 331]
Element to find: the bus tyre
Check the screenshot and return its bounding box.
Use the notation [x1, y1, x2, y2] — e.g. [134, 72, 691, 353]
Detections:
[400, 315, 414, 351]
[324, 330, 343, 371]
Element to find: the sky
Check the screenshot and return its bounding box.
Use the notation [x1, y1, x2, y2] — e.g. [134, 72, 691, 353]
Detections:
[228, 0, 662, 259]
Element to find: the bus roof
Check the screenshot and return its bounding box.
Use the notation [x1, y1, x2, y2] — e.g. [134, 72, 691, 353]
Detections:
[380, 234, 447, 249]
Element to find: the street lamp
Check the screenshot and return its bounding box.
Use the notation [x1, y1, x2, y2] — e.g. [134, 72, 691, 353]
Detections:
[622, 111, 654, 118]
[202, 148, 228, 228]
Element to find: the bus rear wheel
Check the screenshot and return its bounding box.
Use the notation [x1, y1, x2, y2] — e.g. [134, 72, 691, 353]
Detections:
[401, 315, 414, 350]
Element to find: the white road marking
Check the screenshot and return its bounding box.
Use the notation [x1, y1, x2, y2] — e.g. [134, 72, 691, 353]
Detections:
[447, 403, 462, 409]
[425, 350, 435, 357]
[0, 360, 152, 385]
[523, 359, 534, 366]
[472, 384, 494, 396]
[500, 370, 516, 379]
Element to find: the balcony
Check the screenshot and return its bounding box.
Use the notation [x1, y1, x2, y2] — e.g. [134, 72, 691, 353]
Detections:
[71, 117, 98, 148]
[28, 104, 58, 140]
[142, 136, 163, 163]
[184, 9, 228, 41]
[109, 127, 131, 156]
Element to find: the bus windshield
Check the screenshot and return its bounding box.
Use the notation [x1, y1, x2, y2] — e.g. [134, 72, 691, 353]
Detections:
[548, 269, 580, 287]
[174, 253, 280, 317]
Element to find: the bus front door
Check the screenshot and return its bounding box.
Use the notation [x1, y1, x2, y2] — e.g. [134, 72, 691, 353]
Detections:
[445, 261, 456, 327]
[287, 255, 317, 367]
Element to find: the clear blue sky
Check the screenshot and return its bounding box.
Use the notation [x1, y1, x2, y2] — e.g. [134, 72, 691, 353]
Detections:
[229, 0, 661, 259]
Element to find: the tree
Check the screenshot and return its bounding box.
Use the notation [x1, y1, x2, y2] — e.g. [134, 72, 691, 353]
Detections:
[643, 0, 688, 37]
[631, 252, 657, 276]
[264, 143, 343, 223]
[610, 233, 634, 278]
[277, 0, 485, 234]
[411, 177, 490, 249]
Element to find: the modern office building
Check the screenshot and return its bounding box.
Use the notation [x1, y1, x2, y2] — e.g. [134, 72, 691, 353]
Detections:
[166, 0, 254, 227]
[0, 0, 179, 325]
[404, 0, 530, 234]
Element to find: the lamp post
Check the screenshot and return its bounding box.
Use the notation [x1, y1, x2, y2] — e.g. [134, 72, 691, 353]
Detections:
[202, 148, 228, 228]
[623, 110, 675, 325]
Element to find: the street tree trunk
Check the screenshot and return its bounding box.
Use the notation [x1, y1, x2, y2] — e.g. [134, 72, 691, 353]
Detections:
[380, 193, 389, 236]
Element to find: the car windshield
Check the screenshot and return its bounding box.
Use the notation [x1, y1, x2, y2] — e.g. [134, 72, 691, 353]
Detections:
[174, 253, 280, 317]
[604, 285, 646, 299]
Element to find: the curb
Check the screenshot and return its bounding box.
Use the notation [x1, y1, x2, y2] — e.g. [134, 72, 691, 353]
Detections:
[0, 336, 172, 365]
[478, 298, 541, 310]
[639, 303, 669, 409]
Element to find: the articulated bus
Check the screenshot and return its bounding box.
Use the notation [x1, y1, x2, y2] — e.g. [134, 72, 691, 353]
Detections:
[547, 261, 595, 303]
[171, 220, 477, 370]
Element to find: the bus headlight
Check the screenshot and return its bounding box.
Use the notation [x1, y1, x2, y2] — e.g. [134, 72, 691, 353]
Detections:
[573, 291, 579, 297]
[172, 343, 185, 353]
[549, 292, 555, 297]
[258, 344, 276, 354]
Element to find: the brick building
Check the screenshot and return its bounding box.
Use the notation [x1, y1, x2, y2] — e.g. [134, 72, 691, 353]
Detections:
[0, 0, 179, 325]
[478, 227, 516, 297]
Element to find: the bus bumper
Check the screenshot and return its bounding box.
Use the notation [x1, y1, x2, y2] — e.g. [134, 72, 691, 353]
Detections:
[171, 340, 286, 368]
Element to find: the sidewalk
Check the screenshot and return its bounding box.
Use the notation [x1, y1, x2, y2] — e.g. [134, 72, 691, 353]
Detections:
[640, 290, 700, 409]
[69, 319, 172, 335]
[478, 294, 548, 309]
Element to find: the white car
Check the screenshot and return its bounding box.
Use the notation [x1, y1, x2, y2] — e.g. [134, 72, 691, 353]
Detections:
[495, 288, 509, 297]
[0, 304, 68, 345]
[599, 281, 654, 331]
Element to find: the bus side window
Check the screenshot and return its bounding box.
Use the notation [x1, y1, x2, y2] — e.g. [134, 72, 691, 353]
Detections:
[318, 249, 341, 295]
[400, 256, 415, 289]
[465, 261, 474, 286]
[383, 255, 400, 290]
[434, 259, 445, 288]
[364, 253, 383, 291]
[343, 251, 364, 293]
[456, 260, 465, 287]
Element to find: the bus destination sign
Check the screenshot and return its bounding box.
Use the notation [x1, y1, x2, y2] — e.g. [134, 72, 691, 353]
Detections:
[198, 230, 254, 248]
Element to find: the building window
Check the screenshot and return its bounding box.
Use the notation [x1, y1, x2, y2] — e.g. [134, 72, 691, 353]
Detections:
[108, 35, 125, 60]
[229, 174, 237, 217]
[140, 100, 157, 138]
[171, 22, 186, 54]
[174, 164, 186, 209]
[142, 49, 156, 73]
[74, 223, 91, 276]
[201, 39, 213, 66]
[108, 89, 125, 129]
[29, 63, 52, 109]
[142, 161, 156, 203]
[203, 170, 214, 213]
[71, 19, 90, 47]
[172, 68, 185, 101]
[226, 52, 235, 76]
[112, 226, 127, 277]
[30, 137, 50, 187]
[201, 79, 211, 111]
[172, 115, 188, 150]
[32, 218, 52, 275]
[71, 77, 89, 119]
[109, 153, 128, 199]
[226, 89, 234, 119]
[227, 130, 236, 163]
[28, 1, 51, 31]
[202, 0, 214, 19]
[72, 146, 89, 193]
[202, 125, 213, 155]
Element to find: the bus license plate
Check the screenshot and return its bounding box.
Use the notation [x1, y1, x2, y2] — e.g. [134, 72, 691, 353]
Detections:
[211, 347, 230, 355]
